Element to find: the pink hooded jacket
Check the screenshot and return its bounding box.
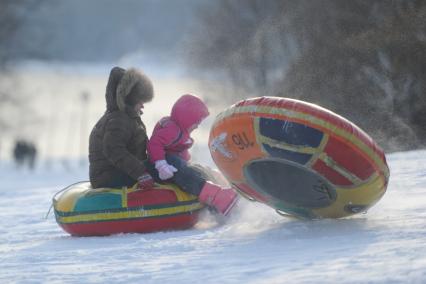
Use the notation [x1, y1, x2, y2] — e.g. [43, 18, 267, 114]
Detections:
[148, 94, 209, 163]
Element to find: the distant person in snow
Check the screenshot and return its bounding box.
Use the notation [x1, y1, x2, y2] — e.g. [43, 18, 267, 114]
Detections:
[88, 67, 154, 189]
[13, 140, 26, 168]
[146, 94, 238, 216]
[27, 143, 37, 169]
[13, 140, 37, 170]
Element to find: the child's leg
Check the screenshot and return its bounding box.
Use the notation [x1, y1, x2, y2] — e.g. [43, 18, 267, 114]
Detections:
[144, 155, 206, 195]
[166, 154, 238, 216]
[165, 154, 206, 196]
[146, 154, 238, 215]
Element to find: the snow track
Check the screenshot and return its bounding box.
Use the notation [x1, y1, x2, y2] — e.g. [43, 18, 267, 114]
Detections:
[0, 150, 425, 283]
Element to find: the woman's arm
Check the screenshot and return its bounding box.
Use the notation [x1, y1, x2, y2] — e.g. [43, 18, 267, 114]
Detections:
[103, 116, 146, 180]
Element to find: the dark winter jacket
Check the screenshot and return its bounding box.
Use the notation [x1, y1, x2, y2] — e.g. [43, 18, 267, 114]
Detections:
[89, 67, 153, 188]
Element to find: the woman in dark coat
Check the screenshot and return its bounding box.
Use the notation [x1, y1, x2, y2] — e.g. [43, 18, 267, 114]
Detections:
[89, 66, 154, 188]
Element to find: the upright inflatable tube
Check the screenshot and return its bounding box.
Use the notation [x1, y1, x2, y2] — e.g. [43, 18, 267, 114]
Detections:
[209, 97, 390, 219]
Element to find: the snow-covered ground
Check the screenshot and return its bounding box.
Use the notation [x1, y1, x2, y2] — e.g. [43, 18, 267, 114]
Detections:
[0, 148, 425, 283]
[1, 63, 425, 283]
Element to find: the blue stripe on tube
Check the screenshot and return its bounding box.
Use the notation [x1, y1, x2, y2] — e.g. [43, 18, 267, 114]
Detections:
[259, 118, 323, 165]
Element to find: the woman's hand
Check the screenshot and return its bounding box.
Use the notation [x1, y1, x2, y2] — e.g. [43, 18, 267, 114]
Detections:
[155, 160, 178, 180]
[137, 173, 154, 190]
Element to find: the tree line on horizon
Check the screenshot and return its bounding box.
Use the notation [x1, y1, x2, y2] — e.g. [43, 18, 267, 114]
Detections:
[185, 0, 426, 152]
[1, 0, 425, 153]
[0, 1, 39, 136]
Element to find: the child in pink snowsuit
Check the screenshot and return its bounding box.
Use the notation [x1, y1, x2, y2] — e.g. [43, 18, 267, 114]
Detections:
[147, 94, 237, 216]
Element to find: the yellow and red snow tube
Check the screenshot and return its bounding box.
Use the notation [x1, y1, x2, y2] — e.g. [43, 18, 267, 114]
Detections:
[53, 182, 204, 236]
[209, 97, 390, 219]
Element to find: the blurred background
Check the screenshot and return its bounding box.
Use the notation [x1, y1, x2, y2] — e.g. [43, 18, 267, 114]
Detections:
[1, 0, 425, 172]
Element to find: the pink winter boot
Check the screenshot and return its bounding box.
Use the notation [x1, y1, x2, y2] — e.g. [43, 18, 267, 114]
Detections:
[199, 181, 238, 216]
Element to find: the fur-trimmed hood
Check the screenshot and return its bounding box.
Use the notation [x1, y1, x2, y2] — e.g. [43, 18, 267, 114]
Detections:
[105, 67, 154, 112]
[105, 67, 125, 112]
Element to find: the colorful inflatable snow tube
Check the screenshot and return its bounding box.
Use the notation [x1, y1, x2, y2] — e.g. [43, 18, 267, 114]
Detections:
[209, 97, 390, 219]
[53, 182, 204, 236]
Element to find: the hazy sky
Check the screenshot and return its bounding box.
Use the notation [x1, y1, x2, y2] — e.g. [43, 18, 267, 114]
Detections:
[13, 0, 205, 63]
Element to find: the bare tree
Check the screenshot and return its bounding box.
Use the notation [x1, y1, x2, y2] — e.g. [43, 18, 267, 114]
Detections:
[0, 1, 43, 66]
[0, 0, 45, 155]
[281, 0, 426, 150]
[186, 0, 426, 151]
[186, 0, 288, 99]
[0, 2, 21, 66]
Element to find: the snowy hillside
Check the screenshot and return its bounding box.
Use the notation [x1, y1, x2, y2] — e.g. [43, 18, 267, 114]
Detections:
[0, 149, 425, 283]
